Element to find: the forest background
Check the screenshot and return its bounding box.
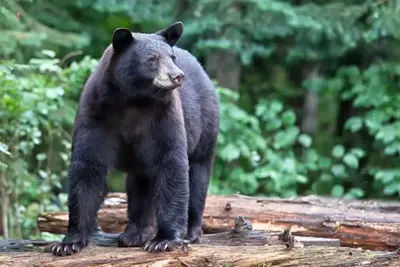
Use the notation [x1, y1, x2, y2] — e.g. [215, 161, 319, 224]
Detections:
[1, 0, 400, 240]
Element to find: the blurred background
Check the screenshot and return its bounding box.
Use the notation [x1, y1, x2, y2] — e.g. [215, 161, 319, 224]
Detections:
[1, 0, 400, 241]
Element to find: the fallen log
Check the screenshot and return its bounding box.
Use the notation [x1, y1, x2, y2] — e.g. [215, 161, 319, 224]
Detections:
[1, 245, 399, 267]
[38, 193, 400, 251]
[2, 217, 340, 252]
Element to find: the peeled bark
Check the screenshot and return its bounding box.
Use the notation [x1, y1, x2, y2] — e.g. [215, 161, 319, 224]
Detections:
[38, 193, 400, 251]
[1, 245, 399, 267]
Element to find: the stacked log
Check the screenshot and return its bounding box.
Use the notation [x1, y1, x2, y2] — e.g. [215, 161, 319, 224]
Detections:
[38, 193, 400, 251]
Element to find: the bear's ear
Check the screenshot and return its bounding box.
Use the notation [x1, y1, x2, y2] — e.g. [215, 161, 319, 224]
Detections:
[156, 21, 184, 47]
[112, 28, 134, 51]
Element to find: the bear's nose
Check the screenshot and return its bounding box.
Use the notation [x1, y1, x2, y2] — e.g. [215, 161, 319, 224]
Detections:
[169, 72, 185, 85]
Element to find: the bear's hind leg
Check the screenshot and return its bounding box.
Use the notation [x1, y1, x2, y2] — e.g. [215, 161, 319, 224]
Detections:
[118, 173, 156, 247]
[186, 156, 214, 243]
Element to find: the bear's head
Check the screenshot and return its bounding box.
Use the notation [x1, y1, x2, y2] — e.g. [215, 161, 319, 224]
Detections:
[109, 22, 185, 100]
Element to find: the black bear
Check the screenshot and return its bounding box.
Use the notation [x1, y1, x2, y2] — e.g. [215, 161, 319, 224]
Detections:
[52, 21, 220, 256]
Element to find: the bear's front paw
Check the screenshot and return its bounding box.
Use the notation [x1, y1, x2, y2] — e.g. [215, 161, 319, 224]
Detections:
[118, 226, 155, 247]
[52, 234, 89, 256]
[143, 237, 190, 253]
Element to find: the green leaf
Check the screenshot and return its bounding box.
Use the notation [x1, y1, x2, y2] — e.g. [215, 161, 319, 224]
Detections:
[349, 148, 366, 158]
[344, 188, 365, 199]
[345, 117, 363, 132]
[348, 188, 365, 198]
[332, 145, 345, 158]
[331, 164, 346, 177]
[281, 110, 296, 126]
[36, 153, 47, 161]
[270, 100, 283, 113]
[38, 169, 48, 178]
[0, 161, 7, 170]
[273, 127, 300, 149]
[219, 143, 240, 162]
[343, 154, 359, 169]
[282, 158, 296, 173]
[383, 184, 399, 196]
[327, 77, 344, 91]
[331, 184, 344, 197]
[41, 50, 56, 58]
[255, 167, 278, 180]
[320, 174, 333, 182]
[296, 175, 308, 184]
[375, 170, 396, 184]
[298, 134, 312, 148]
[40, 183, 51, 193]
[384, 143, 400, 156]
[318, 157, 332, 169]
[0, 142, 11, 155]
[376, 125, 396, 144]
[312, 180, 332, 195]
[46, 89, 59, 99]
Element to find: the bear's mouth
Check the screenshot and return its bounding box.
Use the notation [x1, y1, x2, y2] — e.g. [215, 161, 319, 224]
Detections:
[153, 68, 184, 91]
[153, 80, 183, 91]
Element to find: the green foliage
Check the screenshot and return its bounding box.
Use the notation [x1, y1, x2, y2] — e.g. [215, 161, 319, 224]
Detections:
[1, 0, 400, 240]
[305, 62, 400, 198]
[0, 51, 96, 238]
[0, 0, 89, 61]
[211, 87, 320, 197]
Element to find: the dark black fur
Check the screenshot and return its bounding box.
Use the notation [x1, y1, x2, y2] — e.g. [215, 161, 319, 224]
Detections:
[52, 22, 220, 256]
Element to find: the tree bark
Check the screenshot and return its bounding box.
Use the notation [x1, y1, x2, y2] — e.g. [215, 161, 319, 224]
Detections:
[301, 89, 319, 134]
[1, 245, 399, 267]
[38, 193, 400, 251]
[206, 50, 241, 90]
[0, 170, 8, 239]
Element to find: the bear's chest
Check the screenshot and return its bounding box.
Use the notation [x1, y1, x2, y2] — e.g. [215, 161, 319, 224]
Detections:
[119, 107, 154, 142]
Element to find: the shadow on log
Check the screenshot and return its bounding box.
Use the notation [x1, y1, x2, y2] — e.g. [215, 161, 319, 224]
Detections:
[38, 193, 400, 251]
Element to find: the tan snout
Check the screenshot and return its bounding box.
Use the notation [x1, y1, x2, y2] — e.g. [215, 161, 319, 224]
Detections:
[168, 72, 185, 86]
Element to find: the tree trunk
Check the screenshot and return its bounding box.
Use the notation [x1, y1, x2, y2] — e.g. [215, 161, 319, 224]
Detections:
[206, 50, 241, 90]
[38, 193, 400, 251]
[301, 89, 319, 134]
[336, 99, 353, 137]
[1, 245, 399, 267]
[0, 170, 8, 239]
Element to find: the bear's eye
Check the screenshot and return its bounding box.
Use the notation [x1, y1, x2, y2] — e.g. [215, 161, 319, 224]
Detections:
[170, 54, 176, 60]
[148, 56, 158, 63]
